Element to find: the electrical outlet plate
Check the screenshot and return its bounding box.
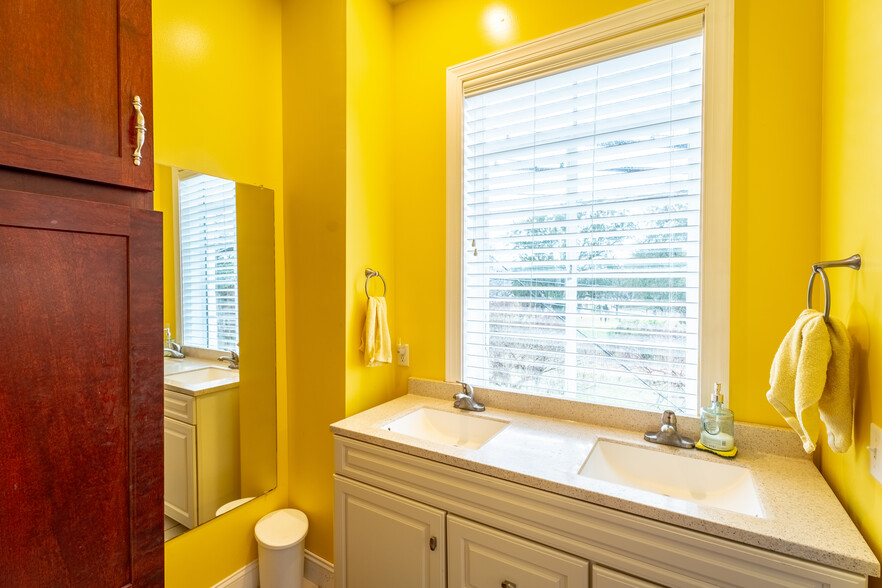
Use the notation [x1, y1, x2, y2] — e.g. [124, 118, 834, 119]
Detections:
[871, 424, 882, 485]
[397, 343, 410, 367]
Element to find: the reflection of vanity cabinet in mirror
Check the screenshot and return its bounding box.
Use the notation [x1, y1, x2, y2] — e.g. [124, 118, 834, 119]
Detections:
[154, 164, 278, 541]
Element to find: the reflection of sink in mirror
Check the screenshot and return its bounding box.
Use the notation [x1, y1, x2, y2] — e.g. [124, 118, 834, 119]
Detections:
[384, 407, 510, 450]
[163, 367, 239, 393]
[155, 164, 278, 541]
[579, 440, 763, 517]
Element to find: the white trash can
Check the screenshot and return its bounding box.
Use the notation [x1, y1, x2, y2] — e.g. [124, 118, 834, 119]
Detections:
[255, 509, 309, 588]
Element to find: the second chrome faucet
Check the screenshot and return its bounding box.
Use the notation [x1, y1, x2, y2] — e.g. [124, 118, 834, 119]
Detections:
[644, 410, 695, 449]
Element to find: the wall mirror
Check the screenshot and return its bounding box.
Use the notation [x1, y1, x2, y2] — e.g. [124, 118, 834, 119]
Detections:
[154, 164, 278, 541]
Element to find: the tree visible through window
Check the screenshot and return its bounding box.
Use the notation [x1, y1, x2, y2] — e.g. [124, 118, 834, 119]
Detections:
[462, 35, 703, 414]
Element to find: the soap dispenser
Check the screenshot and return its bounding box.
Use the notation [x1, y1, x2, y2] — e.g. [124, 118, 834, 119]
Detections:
[700, 383, 735, 452]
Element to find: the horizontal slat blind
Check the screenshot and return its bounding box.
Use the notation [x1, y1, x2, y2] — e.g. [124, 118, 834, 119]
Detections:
[462, 34, 703, 414]
[178, 173, 239, 351]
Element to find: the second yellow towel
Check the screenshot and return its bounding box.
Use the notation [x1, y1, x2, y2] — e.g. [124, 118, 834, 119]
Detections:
[766, 309, 854, 453]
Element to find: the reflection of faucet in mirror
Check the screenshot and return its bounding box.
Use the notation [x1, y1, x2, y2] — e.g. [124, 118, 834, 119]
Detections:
[164, 340, 185, 359]
[163, 326, 185, 358]
[219, 349, 239, 369]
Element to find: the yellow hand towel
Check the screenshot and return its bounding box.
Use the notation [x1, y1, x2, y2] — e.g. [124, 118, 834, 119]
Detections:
[767, 310, 831, 452]
[767, 309, 855, 453]
[818, 316, 855, 453]
[359, 296, 392, 367]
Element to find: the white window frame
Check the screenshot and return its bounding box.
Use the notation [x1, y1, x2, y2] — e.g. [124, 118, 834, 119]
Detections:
[445, 0, 733, 412]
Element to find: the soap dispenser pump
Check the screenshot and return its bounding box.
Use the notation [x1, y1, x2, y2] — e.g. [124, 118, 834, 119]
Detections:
[700, 383, 735, 452]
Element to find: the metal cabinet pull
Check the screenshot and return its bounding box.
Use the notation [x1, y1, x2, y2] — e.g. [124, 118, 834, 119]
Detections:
[501, 581, 516, 588]
[132, 96, 146, 166]
[429, 536, 437, 551]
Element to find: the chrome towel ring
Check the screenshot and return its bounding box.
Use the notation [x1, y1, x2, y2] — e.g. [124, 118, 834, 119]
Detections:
[806, 254, 861, 320]
[365, 268, 386, 298]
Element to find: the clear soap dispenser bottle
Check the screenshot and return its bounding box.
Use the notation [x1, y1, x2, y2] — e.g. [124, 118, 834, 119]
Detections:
[700, 383, 735, 451]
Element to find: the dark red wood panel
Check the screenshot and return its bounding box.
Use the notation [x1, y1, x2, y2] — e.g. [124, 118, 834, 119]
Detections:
[0, 1, 118, 154]
[0, 190, 163, 587]
[0, 1, 153, 190]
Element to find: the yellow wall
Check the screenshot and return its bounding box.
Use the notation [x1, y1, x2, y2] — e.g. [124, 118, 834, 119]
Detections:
[820, 0, 882, 581]
[346, 0, 397, 417]
[282, 0, 348, 564]
[152, 1, 288, 586]
[391, 0, 824, 426]
[729, 0, 823, 424]
[153, 164, 177, 338]
[236, 183, 279, 497]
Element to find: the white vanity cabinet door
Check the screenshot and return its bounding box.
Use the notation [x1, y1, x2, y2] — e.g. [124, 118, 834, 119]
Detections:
[447, 515, 589, 588]
[163, 417, 197, 528]
[335, 476, 445, 588]
[592, 565, 664, 588]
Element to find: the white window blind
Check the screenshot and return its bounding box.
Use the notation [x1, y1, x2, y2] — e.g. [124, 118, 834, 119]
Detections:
[178, 173, 239, 351]
[462, 34, 703, 414]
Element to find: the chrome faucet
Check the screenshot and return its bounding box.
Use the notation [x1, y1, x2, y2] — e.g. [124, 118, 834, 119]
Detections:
[644, 410, 695, 449]
[453, 381, 485, 412]
[163, 340, 184, 359]
[219, 350, 239, 369]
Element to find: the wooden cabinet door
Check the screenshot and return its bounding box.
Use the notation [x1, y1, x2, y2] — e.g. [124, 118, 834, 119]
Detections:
[0, 0, 153, 190]
[447, 515, 589, 588]
[0, 189, 163, 587]
[335, 476, 445, 588]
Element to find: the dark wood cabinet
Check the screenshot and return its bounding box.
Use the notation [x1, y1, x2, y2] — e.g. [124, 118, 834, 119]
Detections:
[0, 0, 153, 190]
[0, 1, 163, 586]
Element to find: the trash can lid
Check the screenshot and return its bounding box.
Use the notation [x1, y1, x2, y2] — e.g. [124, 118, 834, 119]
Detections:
[255, 509, 309, 550]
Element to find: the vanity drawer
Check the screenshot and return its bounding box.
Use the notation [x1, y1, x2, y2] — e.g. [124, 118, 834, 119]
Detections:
[164, 389, 195, 424]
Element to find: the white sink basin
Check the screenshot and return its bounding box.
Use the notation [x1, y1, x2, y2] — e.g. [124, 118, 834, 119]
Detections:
[164, 367, 239, 394]
[384, 408, 509, 450]
[579, 440, 763, 517]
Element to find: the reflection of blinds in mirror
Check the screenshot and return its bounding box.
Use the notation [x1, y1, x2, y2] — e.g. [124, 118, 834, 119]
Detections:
[462, 34, 703, 415]
[178, 173, 239, 351]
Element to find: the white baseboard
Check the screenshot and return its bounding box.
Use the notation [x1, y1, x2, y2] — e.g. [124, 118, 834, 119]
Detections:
[212, 560, 259, 588]
[305, 551, 335, 588]
[211, 551, 334, 588]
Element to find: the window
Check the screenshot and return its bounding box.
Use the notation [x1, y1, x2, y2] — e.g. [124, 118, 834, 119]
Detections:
[447, 0, 732, 415]
[176, 171, 239, 351]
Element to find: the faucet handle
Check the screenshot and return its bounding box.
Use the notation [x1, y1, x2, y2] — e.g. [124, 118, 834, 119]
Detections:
[661, 410, 677, 428]
[455, 381, 474, 396]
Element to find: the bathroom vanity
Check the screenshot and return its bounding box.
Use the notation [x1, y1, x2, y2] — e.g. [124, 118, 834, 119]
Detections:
[332, 382, 879, 588]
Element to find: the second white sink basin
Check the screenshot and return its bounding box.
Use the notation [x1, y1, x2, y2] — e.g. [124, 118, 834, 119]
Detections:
[579, 439, 764, 517]
[384, 407, 509, 450]
[164, 367, 239, 394]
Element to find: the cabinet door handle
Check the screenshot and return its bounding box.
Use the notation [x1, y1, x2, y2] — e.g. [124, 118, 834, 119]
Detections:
[429, 536, 437, 551]
[501, 581, 516, 588]
[132, 95, 146, 166]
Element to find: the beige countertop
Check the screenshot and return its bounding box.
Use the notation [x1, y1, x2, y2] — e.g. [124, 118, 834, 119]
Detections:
[331, 379, 880, 578]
